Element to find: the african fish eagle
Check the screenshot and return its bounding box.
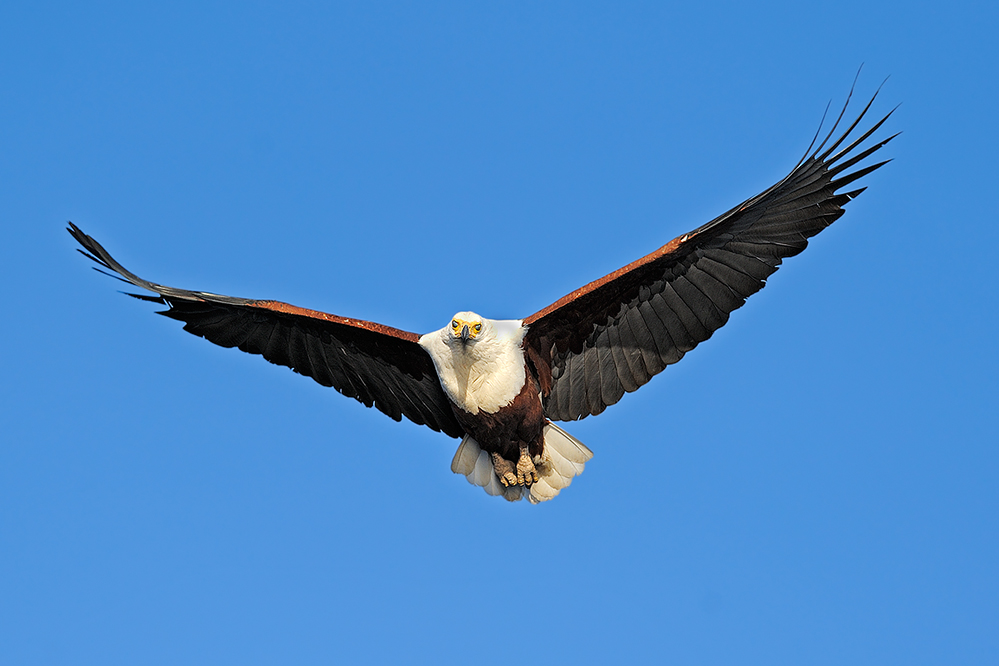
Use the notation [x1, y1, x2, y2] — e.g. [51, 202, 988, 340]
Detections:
[69, 84, 896, 503]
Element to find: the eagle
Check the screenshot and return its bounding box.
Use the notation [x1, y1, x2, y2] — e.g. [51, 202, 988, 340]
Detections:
[70, 85, 896, 504]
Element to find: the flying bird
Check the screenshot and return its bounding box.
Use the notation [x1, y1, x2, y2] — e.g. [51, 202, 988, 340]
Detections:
[70, 85, 896, 504]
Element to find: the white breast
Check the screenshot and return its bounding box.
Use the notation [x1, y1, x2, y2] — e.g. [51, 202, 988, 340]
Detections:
[418, 317, 527, 414]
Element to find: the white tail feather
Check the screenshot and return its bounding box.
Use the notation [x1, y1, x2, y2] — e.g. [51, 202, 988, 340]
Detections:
[472, 449, 493, 487]
[527, 422, 593, 504]
[450, 422, 593, 504]
[450, 438, 478, 476]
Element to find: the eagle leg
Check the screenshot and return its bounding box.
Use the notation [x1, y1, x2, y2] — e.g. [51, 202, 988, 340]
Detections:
[491, 452, 518, 487]
[516, 444, 539, 486]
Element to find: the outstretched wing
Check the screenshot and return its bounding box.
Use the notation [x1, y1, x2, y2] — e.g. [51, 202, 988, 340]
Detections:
[69, 223, 465, 438]
[523, 85, 898, 422]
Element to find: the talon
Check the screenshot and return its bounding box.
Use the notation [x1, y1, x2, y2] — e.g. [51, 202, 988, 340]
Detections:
[516, 451, 538, 487]
[491, 452, 518, 487]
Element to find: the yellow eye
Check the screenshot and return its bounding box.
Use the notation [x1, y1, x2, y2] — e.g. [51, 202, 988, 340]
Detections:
[474, 323, 481, 333]
[451, 320, 459, 329]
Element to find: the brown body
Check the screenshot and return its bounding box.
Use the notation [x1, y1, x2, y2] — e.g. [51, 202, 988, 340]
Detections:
[450, 369, 545, 463]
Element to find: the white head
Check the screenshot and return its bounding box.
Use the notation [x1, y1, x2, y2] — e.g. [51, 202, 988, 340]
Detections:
[446, 311, 486, 348]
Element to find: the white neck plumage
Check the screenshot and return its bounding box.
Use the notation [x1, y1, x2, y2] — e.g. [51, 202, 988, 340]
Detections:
[419, 314, 527, 414]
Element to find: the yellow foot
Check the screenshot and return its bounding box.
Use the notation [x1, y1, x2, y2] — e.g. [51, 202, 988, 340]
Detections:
[491, 453, 518, 487]
[517, 452, 539, 486]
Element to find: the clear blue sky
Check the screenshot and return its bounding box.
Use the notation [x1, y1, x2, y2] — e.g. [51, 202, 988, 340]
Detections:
[2, 2, 996, 664]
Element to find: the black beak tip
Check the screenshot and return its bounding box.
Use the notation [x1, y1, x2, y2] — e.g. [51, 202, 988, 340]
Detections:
[460, 325, 470, 342]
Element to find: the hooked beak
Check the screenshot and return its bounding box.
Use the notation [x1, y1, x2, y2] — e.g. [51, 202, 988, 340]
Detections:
[460, 324, 470, 342]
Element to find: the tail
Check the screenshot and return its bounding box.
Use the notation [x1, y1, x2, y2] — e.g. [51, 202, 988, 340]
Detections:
[450, 422, 593, 504]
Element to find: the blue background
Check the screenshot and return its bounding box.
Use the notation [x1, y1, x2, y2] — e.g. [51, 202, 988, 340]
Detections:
[2, 2, 996, 664]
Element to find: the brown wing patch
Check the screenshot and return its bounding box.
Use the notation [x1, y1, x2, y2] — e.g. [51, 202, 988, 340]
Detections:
[249, 301, 420, 342]
[524, 234, 691, 326]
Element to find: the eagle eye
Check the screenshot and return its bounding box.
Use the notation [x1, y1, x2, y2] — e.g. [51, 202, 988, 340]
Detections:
[451, 320, 459, 329]
[474, 323, 482, 333]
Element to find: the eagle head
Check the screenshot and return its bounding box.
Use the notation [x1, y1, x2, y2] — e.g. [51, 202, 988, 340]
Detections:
[448, 311, 484, 345]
